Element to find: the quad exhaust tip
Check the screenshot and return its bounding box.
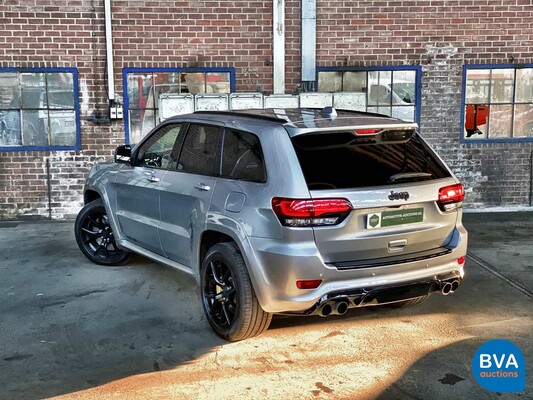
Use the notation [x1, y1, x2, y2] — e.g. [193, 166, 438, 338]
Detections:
[441, 279, 460, 295]
[319, 300, 349, 317]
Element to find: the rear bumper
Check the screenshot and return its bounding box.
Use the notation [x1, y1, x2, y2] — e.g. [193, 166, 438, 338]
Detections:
[287, 271, 462, 317]
[243, 224, 467, 313]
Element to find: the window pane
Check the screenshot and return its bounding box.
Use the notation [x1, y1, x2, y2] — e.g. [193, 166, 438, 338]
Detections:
[490, 69, 514, 103]
[222, 130, 265, 182]
[142, 109, 156, 137]
[368, 71, 392, 106]
[49, 110, 76, 146]
[392, 70, 416, 104]
[515, 68, 533, 103]
[127, 74, 143, 109]
[22, 110, 47, 146]
[466, 69, 490, 104]
[377, 106, 392, 116]
[47, 71, 73, 87]
[318, 71, 342, 92]
[128, 109, 144, 144]
[342, 71, 366, 92]
[0, 110, 22, 145]
[392, 106, 415, 122]
[153, 72, 183, 102]
[47, 89, 75, 109]
[183, 73, 207, 94]
[20, 72, 46, 109]
[128, 73, 154, 109]
[464, 105, 488, 139]
[206, 72, 231, 93]
[0, 72, 20, 109]
[488, 105, 512, 138]
[179, 124, 222, 175]
[513, 104, 533, 137]
[138, 124, 183, 168]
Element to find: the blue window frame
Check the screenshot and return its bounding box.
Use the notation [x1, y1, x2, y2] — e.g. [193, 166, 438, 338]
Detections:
[0, 67, 80, 151]
[123, 67, 235, 144]
[461, 64, 533, 143]
[316, 66, 422, 124]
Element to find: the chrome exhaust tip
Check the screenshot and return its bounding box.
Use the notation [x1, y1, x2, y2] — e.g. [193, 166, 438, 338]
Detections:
[441, 282, 453, 295]
[333, 301, 349, 316]
[320, 303, 333, 317]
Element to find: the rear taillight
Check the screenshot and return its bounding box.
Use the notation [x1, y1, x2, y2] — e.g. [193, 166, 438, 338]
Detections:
[438, 184, 465, 211]
[272, 197, 353, 227]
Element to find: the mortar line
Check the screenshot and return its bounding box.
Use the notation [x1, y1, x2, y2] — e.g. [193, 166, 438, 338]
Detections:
[467, 252, 533, 299]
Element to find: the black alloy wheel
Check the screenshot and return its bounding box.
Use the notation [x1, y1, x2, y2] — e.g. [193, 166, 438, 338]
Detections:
[74, 199, 130, 266]
[201, 243, 272, 341]
[203, 258, 238, 332]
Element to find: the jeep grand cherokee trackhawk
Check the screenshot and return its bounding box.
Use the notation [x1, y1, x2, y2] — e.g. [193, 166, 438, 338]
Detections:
[75, 108, 468, 341]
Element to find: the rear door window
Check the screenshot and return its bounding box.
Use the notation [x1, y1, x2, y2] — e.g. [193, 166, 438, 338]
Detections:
[178, 124, 223, 176]
[221, 129, 266, 182]
[291, 132, 450, 189]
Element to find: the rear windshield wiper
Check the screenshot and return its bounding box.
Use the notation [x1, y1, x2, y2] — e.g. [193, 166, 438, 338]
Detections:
[388, 172, 432, 183]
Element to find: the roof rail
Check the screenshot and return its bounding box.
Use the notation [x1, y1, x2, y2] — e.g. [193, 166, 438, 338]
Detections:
[193, 110, 288, 124]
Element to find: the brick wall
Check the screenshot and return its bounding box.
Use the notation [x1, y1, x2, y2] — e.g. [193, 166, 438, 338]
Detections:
[1, 0, 532, 219]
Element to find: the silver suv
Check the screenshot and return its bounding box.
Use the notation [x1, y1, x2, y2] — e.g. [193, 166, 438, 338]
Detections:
[75, 108, 468, 341]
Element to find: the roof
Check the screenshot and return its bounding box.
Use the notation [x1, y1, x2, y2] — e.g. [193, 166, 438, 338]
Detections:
[189, 108, 419, 136]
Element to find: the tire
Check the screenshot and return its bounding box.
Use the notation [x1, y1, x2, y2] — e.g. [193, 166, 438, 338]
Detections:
[201, 242, 272, 341]
[386, 295, 428, 309]
[74, 199, 130, 266]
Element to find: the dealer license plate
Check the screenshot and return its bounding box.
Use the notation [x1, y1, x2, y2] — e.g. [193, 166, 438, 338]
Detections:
[366, 208, 424, 229]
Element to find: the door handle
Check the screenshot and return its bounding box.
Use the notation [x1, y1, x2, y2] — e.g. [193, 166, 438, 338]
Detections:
[143, 170, 160, 183]
[194, 183, 211, 191]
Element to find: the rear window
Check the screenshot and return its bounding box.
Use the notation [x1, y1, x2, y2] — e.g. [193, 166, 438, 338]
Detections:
[291, 131, 450, 190]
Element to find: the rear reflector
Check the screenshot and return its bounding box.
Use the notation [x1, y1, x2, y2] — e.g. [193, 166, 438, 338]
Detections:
[355, 128, 381, 135]
[457, 256, 466, 265]
[272, 197, 353, 227]
[296, 279, 322, 289]
[438, 184, 465, 211]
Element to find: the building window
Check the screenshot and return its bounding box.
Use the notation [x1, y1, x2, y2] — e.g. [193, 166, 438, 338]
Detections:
[316, 66, 421, 123]
[0, 68, 80, 151]
[124, 68, 235, 144]
[462, 65, 533, 141]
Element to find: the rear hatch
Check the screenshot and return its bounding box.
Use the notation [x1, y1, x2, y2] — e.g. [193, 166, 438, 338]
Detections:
[289, 126, 463, 267]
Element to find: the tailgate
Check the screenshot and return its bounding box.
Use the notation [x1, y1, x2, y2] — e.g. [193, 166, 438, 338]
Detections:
[310, 179, 459, 264]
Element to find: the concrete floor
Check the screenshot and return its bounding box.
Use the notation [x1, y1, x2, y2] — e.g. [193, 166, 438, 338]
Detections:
[0, 213, 531, 399]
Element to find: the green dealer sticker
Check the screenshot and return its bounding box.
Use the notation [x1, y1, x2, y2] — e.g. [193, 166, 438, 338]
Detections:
[366, 208, 424, 229]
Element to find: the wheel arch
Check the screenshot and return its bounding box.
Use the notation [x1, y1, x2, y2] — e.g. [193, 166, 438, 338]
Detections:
[199, 230, 237, 268]
[197, 226, 269, 311]
[84, 189, 102, 205]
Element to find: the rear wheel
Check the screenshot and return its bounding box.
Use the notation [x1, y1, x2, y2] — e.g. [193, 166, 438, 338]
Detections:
[74, 199, 130, 266]
[201, 242, 272, 341]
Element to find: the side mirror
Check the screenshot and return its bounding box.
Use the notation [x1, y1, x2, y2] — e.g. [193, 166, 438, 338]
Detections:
[114, 145, 132, 164]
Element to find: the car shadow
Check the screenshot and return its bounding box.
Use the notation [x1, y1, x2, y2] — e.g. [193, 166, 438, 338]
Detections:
[0, 223, 226, 399]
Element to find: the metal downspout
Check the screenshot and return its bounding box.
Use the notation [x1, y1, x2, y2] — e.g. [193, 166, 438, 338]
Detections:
[103, 0, 115, 102]
[301, 0, 316, 91]
[273, 0, 285, 94]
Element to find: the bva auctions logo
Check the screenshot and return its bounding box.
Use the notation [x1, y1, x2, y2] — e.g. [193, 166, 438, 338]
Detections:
[472, 339, 526, 393]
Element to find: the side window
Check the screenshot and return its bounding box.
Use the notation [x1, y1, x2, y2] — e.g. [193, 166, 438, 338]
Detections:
[137, 124, 183, 169]
[221, 129, 266, 183]
[179, 124, 222, 176]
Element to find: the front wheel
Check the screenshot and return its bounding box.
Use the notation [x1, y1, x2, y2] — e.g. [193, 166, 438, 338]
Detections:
[201, 242, 272, 341]
[74, 199, 130, 266]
